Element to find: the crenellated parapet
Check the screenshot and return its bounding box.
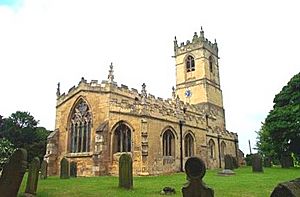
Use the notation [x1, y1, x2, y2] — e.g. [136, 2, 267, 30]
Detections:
[174, 27, 218, 57]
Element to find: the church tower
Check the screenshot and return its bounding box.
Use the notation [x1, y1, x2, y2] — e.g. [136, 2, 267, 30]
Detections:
[174, 28, 223, 109]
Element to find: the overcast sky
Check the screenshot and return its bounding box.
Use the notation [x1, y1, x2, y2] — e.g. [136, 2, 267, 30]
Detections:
[0, 0, 299, 155]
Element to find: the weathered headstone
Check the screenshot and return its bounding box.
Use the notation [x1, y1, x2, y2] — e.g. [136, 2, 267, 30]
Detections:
[25, 157, 40, 196]
[60, 158, 70, 179]
[0, 148, 27, 197]
[232, 157, 239, 169]
[119, 154, 133, 189]
[70, 161, 77, 178]
[271, 178, 300, 197]
[252, 153, 263, 172]
[40, 160, 48, 180]
[263, 157, 272, 167]
[182, 157, 214, 197]
[281, 154, 294, 168]
[224, 154, 234, 170]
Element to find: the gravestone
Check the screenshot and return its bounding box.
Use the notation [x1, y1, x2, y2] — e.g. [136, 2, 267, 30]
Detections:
[182, 157, 214, 197]
[281, 154, 294, 168]
[70, 161, 77, 178]
[252, 154, 263, 172]
[60, 158, 70, 179]
[271, 178, 300, 197]
[119, 154, 133, 189]
[40, 160, 48, 179]
[232, 157, 239, 169]
[224, 154, 234, 170]
[263, 157, 272, 167]
[0, 148, 27, 197]
[25, 157, 40, 196]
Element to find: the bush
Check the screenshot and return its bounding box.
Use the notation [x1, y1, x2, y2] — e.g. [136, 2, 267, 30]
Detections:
[0, 138, 15, 170]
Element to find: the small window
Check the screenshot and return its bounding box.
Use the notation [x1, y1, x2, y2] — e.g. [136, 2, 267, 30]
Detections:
[221, 141, 226, 159]
[208, 139, 215, 159]
[113, 123, 132, 153]
[209, 56, 214, 73]
[186, 55, 195, 72]
[163, 130, 175, 156]
[184, 133, 194, 157]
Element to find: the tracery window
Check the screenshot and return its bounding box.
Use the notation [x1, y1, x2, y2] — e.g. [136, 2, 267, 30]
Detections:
[184, 133, 194, 157]
[163, 130, 175, 156]
[186, 55, 195, 72]
[70, 99, 92, 153]
[113, 123, 131, 153]
[208, 139, 215, 159]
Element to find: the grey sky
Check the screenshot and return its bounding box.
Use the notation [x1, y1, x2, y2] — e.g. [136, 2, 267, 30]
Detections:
[0, 0, 299, 155]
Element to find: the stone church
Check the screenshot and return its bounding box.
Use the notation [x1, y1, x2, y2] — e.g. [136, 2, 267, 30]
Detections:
[45, 28, 239, 176]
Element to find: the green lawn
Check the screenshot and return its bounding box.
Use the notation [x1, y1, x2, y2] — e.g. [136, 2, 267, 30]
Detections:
[18, 166, 299, 197]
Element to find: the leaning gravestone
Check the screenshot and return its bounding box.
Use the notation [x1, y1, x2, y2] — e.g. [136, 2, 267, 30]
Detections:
[270, 178, 300, 197]
[25, 157, 40, 196]
[60, 158, 70, 179]
[70, 161, 77, 178]
[182, 157, 214, 197]
[0, 148, 27, 197]
[119, 154, 133, 189]
[263, 157, 272, 167]
[40, 160, 48, 179]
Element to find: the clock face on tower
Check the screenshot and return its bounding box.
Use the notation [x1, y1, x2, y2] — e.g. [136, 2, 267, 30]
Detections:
[185, 89, 192, 97]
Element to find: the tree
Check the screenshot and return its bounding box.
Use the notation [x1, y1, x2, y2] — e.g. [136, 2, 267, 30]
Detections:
[0, 111, 50, 162]
[0, 138, 15, 170]
[256, 72, 300, 162]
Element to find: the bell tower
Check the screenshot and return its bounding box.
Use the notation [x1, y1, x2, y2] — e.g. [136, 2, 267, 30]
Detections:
[174, 27, 223, 109]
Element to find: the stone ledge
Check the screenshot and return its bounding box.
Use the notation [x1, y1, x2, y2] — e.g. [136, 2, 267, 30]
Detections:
[66, 152, 93, 158]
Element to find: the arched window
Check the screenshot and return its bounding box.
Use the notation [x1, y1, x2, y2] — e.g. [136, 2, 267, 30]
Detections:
[70, 99, 92, 153]
[184, 133, 194, 157]
[163, 130, 175, 156]
[113, 123, 131, 153]
[186, 55, 195, 72]
[208, 139, 215, 159]
[221, 141, 226, 159]
[209, 56, 214, 73]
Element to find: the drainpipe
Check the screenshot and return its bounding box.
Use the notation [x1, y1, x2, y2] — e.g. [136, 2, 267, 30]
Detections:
[217, 134, 222, 168]
[179, 120, 184, 172]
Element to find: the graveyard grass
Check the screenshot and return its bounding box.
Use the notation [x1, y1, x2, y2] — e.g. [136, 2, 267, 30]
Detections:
[18, 166, 299, 197]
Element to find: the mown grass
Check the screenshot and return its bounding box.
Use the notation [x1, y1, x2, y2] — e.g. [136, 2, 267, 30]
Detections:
[18, 166, 299, 197]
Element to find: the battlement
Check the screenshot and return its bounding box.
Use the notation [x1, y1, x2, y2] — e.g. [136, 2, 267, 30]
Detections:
[174, 27, 218, 57]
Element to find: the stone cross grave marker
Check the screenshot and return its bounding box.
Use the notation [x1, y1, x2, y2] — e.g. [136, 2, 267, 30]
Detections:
[60, 158, 70, 179]
[70, 161, 77, 178]
[40, 160, 48, 179]
[252, 153, 263, 172]
[0, 148, 27, 197]
[25, 157, 40, 196]
[119, 153, 133, 189]
[182, 157, 214, 197]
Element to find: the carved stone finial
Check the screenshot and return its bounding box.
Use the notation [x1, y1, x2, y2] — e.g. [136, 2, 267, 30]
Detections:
[172, 86, 176, 100]
[141, 83, 147, 97]
[193, 32, 198, 41]
[108, 62, 114, 83]
[56, 82, 60, 97]
[200, 26, 204, 38]
[141, 83, 147, 104]
[174, 36, 178, 51]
